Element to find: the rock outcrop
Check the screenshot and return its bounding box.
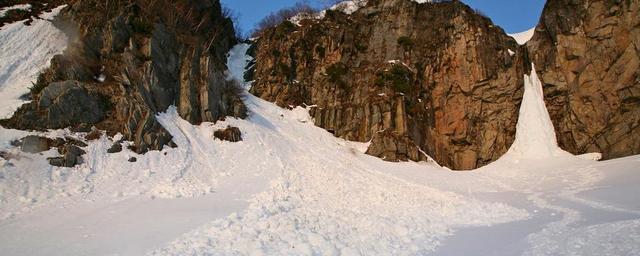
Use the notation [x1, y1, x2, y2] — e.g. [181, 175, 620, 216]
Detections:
[2, 0, 246, 153]
[528, 0, 640, 159]
[213, 126, 242, 142]
[250, 0, 529, 169]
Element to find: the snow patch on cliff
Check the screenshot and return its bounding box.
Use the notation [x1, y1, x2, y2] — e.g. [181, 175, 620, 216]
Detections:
[509, 27, 536, 45]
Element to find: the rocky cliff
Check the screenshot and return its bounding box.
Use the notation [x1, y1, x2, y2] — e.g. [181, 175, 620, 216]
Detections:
[528, 0, 640, 159]
[250, 0, 529, 170]
[1, 0, 246, 153]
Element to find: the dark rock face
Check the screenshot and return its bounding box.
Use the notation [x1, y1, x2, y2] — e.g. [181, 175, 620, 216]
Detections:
[251, 0, 528, 169]
[528, 0, 640, 159]
[214, 126, 242, 142]
[10, 81, 106, 130]
[2, 0, 245, 153]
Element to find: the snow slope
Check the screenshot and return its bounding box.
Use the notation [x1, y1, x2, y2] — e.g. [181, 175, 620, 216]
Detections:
[0, 5, 68, 118]
[0, 11, 639, 256]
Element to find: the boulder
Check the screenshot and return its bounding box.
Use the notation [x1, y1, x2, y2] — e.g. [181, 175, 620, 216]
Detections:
[214, 126, 243, 142]
[20, 136, 51, 153]
[49, 144, 86, 167]
[85, 130, 102, 141]
[107, 143, 123, 153]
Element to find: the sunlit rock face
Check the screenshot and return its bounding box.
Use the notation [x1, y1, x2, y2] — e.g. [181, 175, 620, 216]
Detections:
[528, 0, 640, 159]
[250, 0, 529, 170]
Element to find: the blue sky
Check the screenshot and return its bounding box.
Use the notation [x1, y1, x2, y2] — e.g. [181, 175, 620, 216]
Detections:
[221, 0, 546, 35]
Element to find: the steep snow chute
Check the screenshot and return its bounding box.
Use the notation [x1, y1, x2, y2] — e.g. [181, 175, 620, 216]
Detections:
[505, 64, 569, 159]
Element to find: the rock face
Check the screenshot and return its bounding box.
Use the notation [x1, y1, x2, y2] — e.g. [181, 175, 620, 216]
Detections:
[528, 0, 640, 159]
[10, 80, 106, 130]
[2, 0, 246, 153]
[250, 0, 528, 169]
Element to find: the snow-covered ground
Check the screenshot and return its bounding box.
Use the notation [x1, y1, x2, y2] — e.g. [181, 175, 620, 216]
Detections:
[0, 10, 639, 256]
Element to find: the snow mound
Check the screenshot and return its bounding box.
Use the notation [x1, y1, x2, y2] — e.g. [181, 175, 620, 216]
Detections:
[509, 27, 536, 45]
[0, 5, 68, 118]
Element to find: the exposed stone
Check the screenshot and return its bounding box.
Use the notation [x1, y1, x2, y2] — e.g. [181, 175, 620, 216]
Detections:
[85, 130, 102, 141]
[251, 0, 528, 170]
[20, 136, 51, 153]
[128, 157, 137, 162]
[49, 144, 85, 167]
[107, 143, 123, 154]
[528, 0, 640, 159]
[64, 136, 88, 148]
[214, 126, 243, 142]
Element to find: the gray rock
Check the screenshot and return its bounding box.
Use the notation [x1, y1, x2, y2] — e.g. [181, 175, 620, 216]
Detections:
[20, 136, 51, 153]
[48, 157, 66, 167]
[107, 143, 122, 153]
[50, 145, 86, 167]
[37, 81, 105, 129]
[213, 126, 242, 142]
